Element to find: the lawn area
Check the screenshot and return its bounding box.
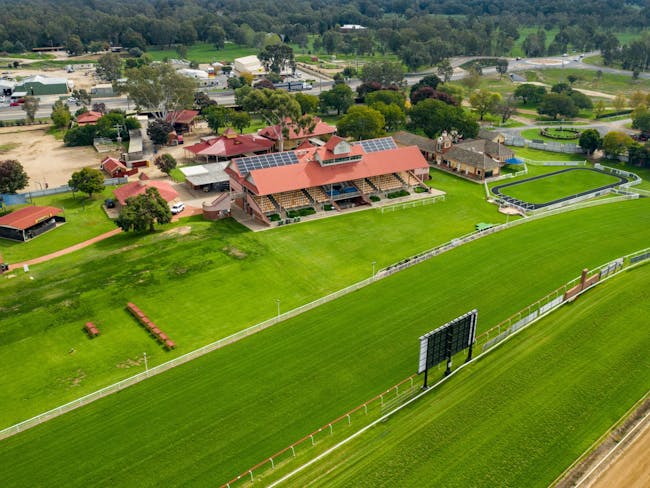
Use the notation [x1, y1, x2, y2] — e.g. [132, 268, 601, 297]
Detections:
[493, 168, 622, 205]
[526, 68, 650, 96]
[520, 127, 580, 143]
[146, 42, 257, 64]
[168, 167, 186, 183]
[507, 146, 586, 163]
[0, 188, 117, 263]
[282, 263, 650, 488]
[0, 198, 648, 487]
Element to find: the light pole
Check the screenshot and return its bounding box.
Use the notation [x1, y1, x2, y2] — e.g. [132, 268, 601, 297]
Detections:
[276, 298, 280, 318]
[143, 352, 148, 374]
[372, 261, 376, 277]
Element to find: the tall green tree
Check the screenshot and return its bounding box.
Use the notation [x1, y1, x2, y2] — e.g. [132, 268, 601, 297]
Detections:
[68, 167, 104, 198]
[495, 59, 508, 78]
[154, 153, 177, 175]
[229, 111, 251, 134]
[336, 106, 385, 140]
[116, 187, 172, 233]
[370, 102, 406, 132]
[203, 105, 230, 134]
[293, 92, 319, 115]
[51, 100, 71, 129]
[436, 59, 454, 83]
[21, 96, 39, 123]
[319, 84, 354, 115]
[632, 107, 650, 133]
[514, 84, 546, 104]
[96, 53, 122, 81]
[65, 35, 84, 56]
[537, 93, 579, 120]
[258, 43, 295, 74]
[0, 160, 29, 194]
[602, 131, 633, 158]
[360, 61, 404, 86]
[409, 98, 479, 139]
[121, 63, 197, 121]
[579, 129, 602, 155]
[469, 90, 502, 121]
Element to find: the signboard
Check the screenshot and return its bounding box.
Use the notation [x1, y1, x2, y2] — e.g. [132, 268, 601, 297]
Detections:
[418, 310, 478, 386]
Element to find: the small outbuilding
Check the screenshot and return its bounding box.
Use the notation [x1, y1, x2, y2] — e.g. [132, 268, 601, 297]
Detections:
[113, 176, 179, 206]
[165, 110, 199, 134]
[14, 75, 71, 96]
[76, 111, 103, 126]
[100, 156, 136, 177]
[180, 162, 230, 192]
[0, 206, 65, 241]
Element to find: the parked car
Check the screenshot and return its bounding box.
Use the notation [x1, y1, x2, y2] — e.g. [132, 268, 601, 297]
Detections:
[104, 198, 115, 208]
[170, 202, 185, 214]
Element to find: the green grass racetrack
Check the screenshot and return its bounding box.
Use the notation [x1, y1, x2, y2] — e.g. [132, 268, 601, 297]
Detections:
[283, 264, 650, 488]
[0, 199, 649, 487]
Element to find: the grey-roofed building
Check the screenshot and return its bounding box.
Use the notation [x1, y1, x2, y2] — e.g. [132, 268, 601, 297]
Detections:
[180, 162, 230, 192]
[393, 131, 438, 161]
[14, 75, 70, 95]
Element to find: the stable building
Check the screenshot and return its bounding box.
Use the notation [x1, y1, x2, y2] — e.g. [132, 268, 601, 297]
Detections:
[259, 117, 337, 151]
[14, 75, 71, 96]
[0, 206, 65, 241]
[184, 128, 274, 162]
[113, 176, 178, 206]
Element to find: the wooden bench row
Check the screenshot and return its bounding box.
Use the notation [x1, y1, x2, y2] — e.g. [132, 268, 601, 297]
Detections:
[84, 322, 100, 338]
[126, 302, 176, 350]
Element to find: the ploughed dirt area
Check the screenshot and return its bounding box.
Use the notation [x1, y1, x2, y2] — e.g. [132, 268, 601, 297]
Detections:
[0, 126, 111, 190]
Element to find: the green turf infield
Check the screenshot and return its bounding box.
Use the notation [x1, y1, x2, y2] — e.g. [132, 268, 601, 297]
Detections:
[281, 264, 650, 488]
[494, 168, 622, 205]
[0, 199, 648, 487]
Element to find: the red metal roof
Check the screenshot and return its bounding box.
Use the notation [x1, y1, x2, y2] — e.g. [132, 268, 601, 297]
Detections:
[185, 133, 274, 158]
[259, 116, 336, 141]
[76, 111, 102, 125]
[165, 110, 199, 125]
[232, 145, 428, 196]
[100, 156, 127, 174]
[0, 206, 63, 230]
[113, 180, 178, 205]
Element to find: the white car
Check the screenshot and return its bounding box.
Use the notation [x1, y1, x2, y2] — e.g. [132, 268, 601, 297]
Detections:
[170, 202, 185, 215]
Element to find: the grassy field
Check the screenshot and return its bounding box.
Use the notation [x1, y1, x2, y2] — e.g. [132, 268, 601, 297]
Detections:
[282, 264, 650, 487]
[0, 199, 648, 487]
[524, 68, 650, 96]
[508, 146, 586, 163]
[520, 127, 579, 143]
[0, 169, 506, 425]
[0, 188, 118, 263]
[147, 42, 257, 64]
[495, 168, 621, 205]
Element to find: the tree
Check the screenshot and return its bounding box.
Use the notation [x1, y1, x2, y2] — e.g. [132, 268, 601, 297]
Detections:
[294, 92, 319, 115]
[370, 102, 406, 132]
[612, 94, 627, 111]
[253, 78, 275, 90]
[568, 90, 593, 110]
[494, 95, 517, 124]
[66, 35, 84, 56]
[537, 93, 578, 120]
[602, 131, 633, 158]
[410, 87, 458, 106]
[147, 120, 174, 146]
[469, 90, 502, 120]
[319, 84, 354, 115]
[258, 43, 295, 74]
[629, 91, 647, 108]
[360, 61, 404, 86]
[116, 187, 172, 233]
[593, 100, 607, 118]
[408, 98, 479, 139]
[96, 53, 122, 81]
[51, 100, 71, 129]
[461, 67, 481, 91]
[122, 63, 197, 121]
[92, 102, 107, 114]
[436, 59, 454, 83]
[579, 129, 602, 155]
[71, 88, 91, 106]
[154, 153, 177, 175]
[336, 106, 385, 140]
[0, 160, 29, 193]
[241, 89, 308, 152]
[514, 84, 546, 105]
[410, 74, 442, 94]
[365, 90, 405, 108]
[64, 125, 98, 146]
[68, 167, 104, 198]
[495, 59, 508, 79]
[21, 96, 39, 123]
[229, 111, 251, 133]
[632, 107, 650, 133]
[203, 105, 230, 133]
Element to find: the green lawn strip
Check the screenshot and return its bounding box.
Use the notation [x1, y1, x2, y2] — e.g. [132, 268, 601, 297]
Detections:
[283, 264, 650, 488]
[511, 146, 586, 162]
[0, 188, 117, 263]
[0, 200, 648, 486]
[496, 169, 621, 204]
[146, 42, 257, 64]
[530, 68, 650, 95]
[168, 167, 186, 183]
[0, 170, 501, 424]
[520, 127, 579, 143]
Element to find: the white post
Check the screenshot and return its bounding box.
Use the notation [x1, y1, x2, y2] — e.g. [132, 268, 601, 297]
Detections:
[372, 261, 376, 277]
[276, 298, 280, 318]
[144, 352, 148, 374]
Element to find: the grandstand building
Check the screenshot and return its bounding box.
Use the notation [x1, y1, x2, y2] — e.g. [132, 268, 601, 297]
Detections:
[225, 136, 431, 225]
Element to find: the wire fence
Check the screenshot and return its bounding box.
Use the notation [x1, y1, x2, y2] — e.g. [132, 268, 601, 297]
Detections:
[220, 246, 650, 487]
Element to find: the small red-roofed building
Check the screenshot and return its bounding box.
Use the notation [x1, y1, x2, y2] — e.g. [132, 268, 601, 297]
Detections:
[184, 128, 274, 162]
[113, 178, 179, 206]
[165, 110, 200, 134]
[76, 111, 103, 126]
[100, 156, 135, 177]
[0, 206, 65, 241]
[259, 116, 336, 151]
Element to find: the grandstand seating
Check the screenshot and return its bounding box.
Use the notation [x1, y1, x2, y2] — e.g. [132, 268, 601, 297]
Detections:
[252, 195, 276, 213]
[305, 186, 329, 203]
[369, 174, 402, 191]
[352, 178, 375, 194]
[273, 190, 311, 209]
[397, 171, 421, 186]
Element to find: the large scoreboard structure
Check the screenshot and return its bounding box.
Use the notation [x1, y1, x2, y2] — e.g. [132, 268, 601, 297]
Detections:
[418, 310, 478, 388]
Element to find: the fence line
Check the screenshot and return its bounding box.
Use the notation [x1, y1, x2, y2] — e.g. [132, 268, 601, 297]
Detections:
[21, 178, 127, 200]
[525, 159, 587, 166]
[1, 195, 644, 441]
[379, 194, 445, 213]
[223, 246, 650, 487]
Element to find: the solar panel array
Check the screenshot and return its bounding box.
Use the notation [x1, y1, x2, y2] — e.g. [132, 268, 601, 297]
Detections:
[236, 152, 299, 174]
[355, 137, 397, 153]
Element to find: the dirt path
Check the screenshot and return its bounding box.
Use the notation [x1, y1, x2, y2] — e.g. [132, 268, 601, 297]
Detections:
[589, 415, 650, 488]
[8, 227, 122, 271]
